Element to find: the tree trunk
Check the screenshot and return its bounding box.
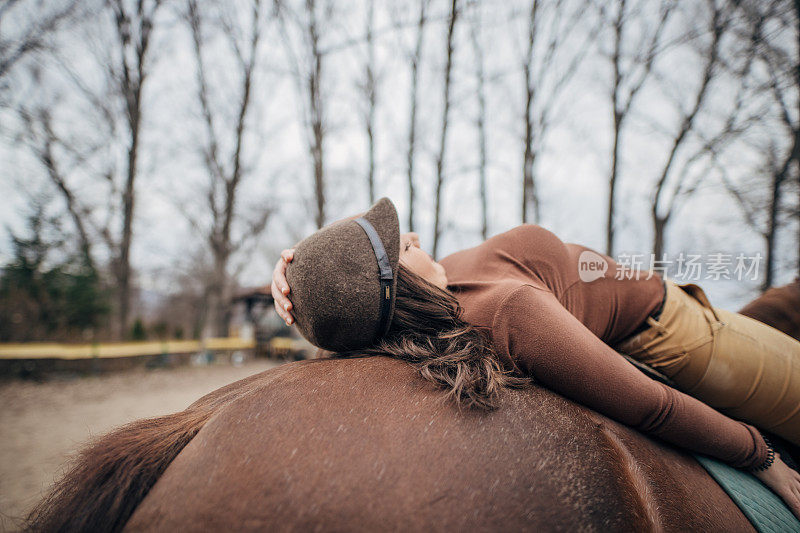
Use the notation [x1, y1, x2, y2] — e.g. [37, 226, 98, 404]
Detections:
[606, 0, 674, 256]
[522, 135, 537, 224]
[432, 0, 458, 259]
[652, 212, 668, 263]
[118, 74, 143, 339]
[209, 248, 230, 337]
[764, 168, 779, 291]
[118, 130, 137, 339]
[471, 2, 488, 240]
[407, 0, 427, 233]
[606, 113, 621, 256]
[476, 49, 488, 240]
[308, 0, 325, 229]
[521, 0, 538, 225]
[606, 0, 624, 256]
[764, 143, 796, 290]
[521, 85, 535, 224]
[365, 0, 376, 205]
[649, 2, 723, 263]
[794, 0, 800, 281]
[366, 109, 375, 205]
[187, 0, 262, 337]
[110, 0, 161, 339]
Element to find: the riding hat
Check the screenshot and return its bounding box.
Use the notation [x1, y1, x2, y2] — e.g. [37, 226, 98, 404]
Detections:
[285, 197, 400, 352]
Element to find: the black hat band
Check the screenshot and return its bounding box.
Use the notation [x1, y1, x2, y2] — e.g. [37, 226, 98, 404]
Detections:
[355, 217, 394, 340]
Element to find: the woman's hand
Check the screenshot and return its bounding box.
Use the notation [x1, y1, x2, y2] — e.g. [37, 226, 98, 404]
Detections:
[271, 248, 296, 325]
[752, 454, 800, 519]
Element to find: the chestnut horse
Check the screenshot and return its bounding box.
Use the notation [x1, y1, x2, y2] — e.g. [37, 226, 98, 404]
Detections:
[27, 280, 800, 532]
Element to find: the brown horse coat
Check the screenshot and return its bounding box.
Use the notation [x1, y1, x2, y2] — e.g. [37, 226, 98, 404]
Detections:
[123, 357, 753, 532]
[739, 277, 800, 341]
[37, 276, 800, 532]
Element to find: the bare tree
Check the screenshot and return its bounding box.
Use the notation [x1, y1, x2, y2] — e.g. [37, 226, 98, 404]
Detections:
[603, 0, 674, 255]
[405, 0, 428, 233]
[3, 1, 94, 267]
[432, 0, 458, 260]
[470, 0, 488, 239]
[11, 0, 164, 339]
[361, 0, 378, 205]
[521, 0, 540, 225]
[649, 0, 733, 260]
[721, 0, 800, 288]
[106, 0, 164, 338]
[16, 106, 96, 271]
[309, 3, 325, 229]
[0, 0, 79, 88]
[184, 0, 270, 337]
[758, 0, 800, 286]
[718, 140, 795, 291]
[277, 0, 329, 229]
[519, 0, 598, 225]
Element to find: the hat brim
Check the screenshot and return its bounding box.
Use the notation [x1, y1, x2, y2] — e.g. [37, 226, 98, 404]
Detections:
[361, 197, 400, 331]
[285, 197, 401, 352]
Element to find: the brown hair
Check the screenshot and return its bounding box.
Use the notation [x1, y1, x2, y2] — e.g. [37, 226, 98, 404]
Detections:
[335, 263, 530, 410]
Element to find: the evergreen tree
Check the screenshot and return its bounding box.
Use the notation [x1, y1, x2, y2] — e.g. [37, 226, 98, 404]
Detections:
[0, 200, 109, 342]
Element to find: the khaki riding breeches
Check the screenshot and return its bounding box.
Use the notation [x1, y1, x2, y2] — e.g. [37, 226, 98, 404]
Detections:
[614, 278, 800, 445]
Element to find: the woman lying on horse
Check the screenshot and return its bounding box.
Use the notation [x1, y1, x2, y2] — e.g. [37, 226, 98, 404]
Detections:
[271, 197, 800, 517]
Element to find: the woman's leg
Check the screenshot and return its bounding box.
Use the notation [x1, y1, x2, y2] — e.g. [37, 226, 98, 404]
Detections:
[615, 279, 800, 445]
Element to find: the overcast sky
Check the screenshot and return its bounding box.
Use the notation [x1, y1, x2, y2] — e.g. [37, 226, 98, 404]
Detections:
[1, 0, 797, 311]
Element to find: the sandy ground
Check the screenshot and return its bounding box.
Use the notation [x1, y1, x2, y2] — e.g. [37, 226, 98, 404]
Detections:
[0, 359, 280, 531]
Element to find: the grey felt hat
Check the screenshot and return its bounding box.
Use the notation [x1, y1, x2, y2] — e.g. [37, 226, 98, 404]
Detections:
[285, 197, 400, 352]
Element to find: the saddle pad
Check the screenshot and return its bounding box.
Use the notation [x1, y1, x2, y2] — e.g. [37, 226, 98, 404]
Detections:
[694, 455, 800, 533]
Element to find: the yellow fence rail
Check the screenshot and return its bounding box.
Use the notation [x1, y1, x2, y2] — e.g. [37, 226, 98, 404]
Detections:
[0, 337, 257, 360]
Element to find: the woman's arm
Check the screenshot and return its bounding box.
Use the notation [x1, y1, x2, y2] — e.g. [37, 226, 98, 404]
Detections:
[492, 284, 767, 467]
[494, 284, 800, 518]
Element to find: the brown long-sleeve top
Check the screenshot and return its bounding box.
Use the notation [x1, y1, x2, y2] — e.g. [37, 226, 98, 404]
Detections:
[439, 224, 768, 469]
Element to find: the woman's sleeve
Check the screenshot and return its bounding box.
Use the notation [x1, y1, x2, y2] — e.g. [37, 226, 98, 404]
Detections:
[492, 284, 768, 469]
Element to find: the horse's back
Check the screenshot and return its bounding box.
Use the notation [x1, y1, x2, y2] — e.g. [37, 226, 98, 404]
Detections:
[126, 357, 750, 532]
[739, 277, 800, 341]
